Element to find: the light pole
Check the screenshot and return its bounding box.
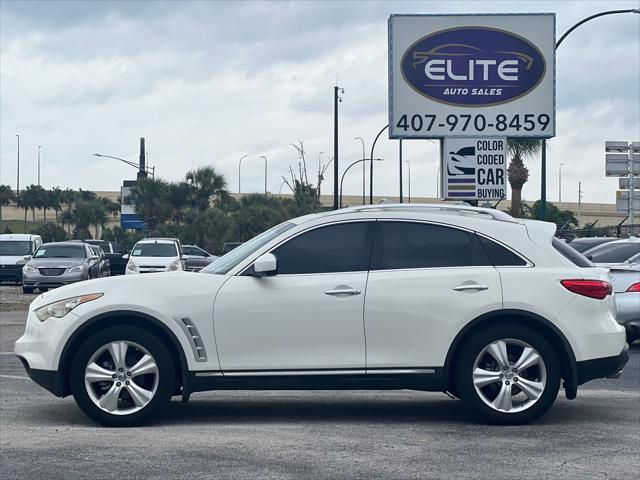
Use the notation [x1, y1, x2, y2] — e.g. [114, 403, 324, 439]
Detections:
[369, 124, 389, 204]
[333, 86, 344, 210]
[340, 158, 383, 208]
[16, 134, 20, 196]
[37, 146, 42, 186]
[405, 160, 411, 203]
[93, 153, 154, 178]
[355, 137, 365, 204]
[238, 154, 247, 194]
[558, 163, 564, 203]
[260, 155, 268, 194]
[538, 8, 640, 221]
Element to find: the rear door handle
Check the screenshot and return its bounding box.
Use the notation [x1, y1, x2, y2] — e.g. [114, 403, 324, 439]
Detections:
[325, 288, 361, 296]
[452, 283, 489, 291]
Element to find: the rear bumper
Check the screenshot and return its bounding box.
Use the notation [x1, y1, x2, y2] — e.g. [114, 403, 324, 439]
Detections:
[576, 344, 629, 385]
[16, 356, 65, 397]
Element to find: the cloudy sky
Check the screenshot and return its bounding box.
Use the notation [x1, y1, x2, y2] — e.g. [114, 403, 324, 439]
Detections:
[1, 0, 638, 205]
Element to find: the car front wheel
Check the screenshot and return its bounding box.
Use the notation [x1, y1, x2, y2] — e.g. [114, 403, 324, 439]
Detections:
[70, 326, 175, 427]
[456, 324, 560, 425]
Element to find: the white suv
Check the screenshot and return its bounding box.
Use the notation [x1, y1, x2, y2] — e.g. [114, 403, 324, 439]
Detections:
[125, 238, 183, 274]
[14, 205, 628, 426]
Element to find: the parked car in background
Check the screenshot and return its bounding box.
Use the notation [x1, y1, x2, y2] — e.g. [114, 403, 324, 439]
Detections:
[125, 238, 183, 274]
[15, 204, 628, 427]
[182, 244, 218, 272]
[0, 234, 42, 283]
[85, 240, 128, 275]
[222, 242, 242, 254]
[22, 241, 102, 293]
[584, 238, 640, 344]
[88, 245, 111, 278]
[582, 237, 640, 266]
[566, 237, 618, 253]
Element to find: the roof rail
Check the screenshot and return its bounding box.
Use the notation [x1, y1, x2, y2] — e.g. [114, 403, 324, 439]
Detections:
[339, 203, 518, 223]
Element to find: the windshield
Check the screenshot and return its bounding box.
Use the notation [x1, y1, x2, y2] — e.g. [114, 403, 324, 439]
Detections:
[0, 241, 31, 256]
[34, 245, 86, 259]
[587, 243, 640, 263]
[202, 222, 296, 274]
[131, 242, 178, 257]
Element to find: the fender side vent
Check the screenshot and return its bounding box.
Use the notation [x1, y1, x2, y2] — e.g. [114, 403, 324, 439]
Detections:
[174, 316, 207, 362]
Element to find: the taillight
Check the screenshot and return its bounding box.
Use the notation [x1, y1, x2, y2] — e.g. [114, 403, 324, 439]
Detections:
[561, 280, 612, 300]
[626, 283, 640, 293]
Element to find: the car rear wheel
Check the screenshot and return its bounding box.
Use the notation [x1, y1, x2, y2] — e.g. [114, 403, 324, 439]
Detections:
[456, 324, 560, 425]
[70, 326, 175, 427]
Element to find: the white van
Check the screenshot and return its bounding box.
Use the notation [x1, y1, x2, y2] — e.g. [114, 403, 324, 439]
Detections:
[0, 234, 43, 283]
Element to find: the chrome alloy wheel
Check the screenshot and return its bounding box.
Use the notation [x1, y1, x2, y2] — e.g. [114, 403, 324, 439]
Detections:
[84, 341, 159, 416]
[472, 338, 547, 414]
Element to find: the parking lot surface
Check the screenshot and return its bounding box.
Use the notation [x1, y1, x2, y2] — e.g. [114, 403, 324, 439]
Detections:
[0, 286, 638, 479]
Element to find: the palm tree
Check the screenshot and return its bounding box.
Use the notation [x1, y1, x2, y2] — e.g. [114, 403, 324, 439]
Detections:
[0, 184, 17, 227]
[60, 209, 75, 238]
[507, 139, 542, 217]
[185, 166, 229, 210]
[124, 177, 171, 230]
[49, 187, 64, 224]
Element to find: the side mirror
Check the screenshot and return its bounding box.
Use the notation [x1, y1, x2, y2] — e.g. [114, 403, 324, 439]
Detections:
[122, 254, 129, 260]
[586, 254, 594, 260]
[253, 253, 277, 277]
[23, 255, 31, 260]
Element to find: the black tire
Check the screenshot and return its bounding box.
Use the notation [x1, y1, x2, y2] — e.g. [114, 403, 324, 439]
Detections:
[22, 286, 33, 294]
[70, 325, 175, 427]
[456, 324, 560, 425]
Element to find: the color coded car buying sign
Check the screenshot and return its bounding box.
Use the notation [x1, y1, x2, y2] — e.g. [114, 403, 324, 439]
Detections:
[441, 138, 507, 201]
[389, 14, 555, 138]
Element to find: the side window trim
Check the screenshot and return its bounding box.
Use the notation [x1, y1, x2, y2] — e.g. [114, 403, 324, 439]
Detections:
[239, 220, 377, 276]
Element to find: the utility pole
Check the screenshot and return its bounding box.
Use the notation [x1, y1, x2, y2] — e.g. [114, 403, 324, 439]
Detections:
[137, 137, 147, 180]
[333, 86, 344, 210]
[37, 146, 42, 186]
[16, 134, 20, 196]
[540, 140, 547, 220]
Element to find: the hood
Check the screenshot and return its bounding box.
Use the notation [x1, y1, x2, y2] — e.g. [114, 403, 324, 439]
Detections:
[0, 255, 29, 265]
[27, 257, 87, 268]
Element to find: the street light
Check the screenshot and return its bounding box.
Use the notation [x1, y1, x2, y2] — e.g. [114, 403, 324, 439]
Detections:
[260, 155, 268, 194]
[355, 137, 366, 204]
[92, 153, 155, 178]
[369, 124, 389, 204]
[37, 146, 42, 186]
[405, 160, 411, 203]
[340, 158, 383, 208]
[558, 163, 564, 203]
[16, 134, 20, 196]
[238, 154, 248, 194]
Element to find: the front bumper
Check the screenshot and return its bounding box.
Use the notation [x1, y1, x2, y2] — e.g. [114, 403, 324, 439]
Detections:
[16, 356, 65, 397]
[22, 271, 88, 289]
[576, 344, 629, 385]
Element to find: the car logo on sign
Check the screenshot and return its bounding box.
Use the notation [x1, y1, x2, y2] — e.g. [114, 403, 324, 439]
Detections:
[401, 27, 546, 107]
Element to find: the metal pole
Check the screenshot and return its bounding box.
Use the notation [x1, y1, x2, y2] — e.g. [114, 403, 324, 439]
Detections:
[37, 146, 41, 186]
[406, 160, 411, 203]
[333, 86, 340, 210]
[578, 181, 582, 226]
[355, 137, 365, 204]
[138, 137, 146, 180]
[399, 140, 403, 203]
[261, 155, 268, 193]
[559, 163, 564, 203]
[437, 164, 441, 199]
[556, 9, 640, 49]
[340, 158, 382, 208]
[370, 124, 389, 204]
[16, 134, 20, 196]
[238, 154, 247, 194]
[540, 140, 547, 220]
[629, 142, 635, 228]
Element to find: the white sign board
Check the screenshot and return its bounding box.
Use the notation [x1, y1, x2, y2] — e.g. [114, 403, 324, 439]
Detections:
[442, 138, 507, 200]
[389, 14, 555, 138]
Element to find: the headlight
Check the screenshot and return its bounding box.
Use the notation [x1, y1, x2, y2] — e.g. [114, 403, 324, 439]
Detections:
[22, 265, 37, 273]
[126, 261, 138, 272]
[67, 265, 85, 273]
[34, 293, 103, 322]
[168, 259, 181, 271]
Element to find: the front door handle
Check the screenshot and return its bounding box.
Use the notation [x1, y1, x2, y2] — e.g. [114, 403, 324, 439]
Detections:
[325, 288, 361, 296]
[452, 283, 489, 291]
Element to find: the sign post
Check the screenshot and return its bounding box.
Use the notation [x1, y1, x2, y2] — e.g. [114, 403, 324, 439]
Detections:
[606, 141, 640, 227]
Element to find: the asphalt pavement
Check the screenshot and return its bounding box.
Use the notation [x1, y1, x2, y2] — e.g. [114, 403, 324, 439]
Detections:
[1, 306, 638, 480]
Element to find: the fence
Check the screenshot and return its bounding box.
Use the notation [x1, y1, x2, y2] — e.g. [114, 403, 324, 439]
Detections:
[556, 224, 640, 240]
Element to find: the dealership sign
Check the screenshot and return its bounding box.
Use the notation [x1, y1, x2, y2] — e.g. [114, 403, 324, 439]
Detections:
[120, 181, 146, 230]
[389, 14, 555, 138]
[441, 138, 507, 200]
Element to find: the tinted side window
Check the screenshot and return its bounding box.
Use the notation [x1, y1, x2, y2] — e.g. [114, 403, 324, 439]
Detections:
[478, 236, 527, 266]
[273, 222, 374, 274]
[112, 243, 126, 254]
[371, 222, 490, 270]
